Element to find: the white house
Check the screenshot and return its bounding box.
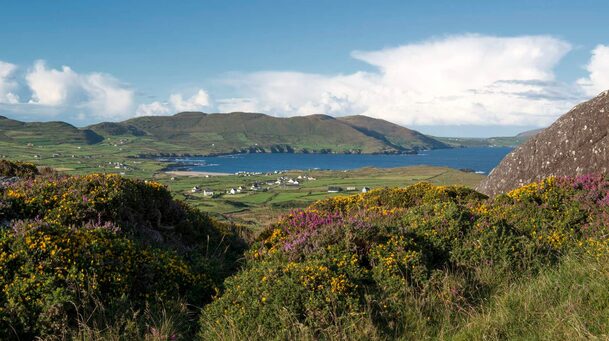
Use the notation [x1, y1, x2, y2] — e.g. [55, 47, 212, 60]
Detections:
[228, 188, 237, 195]
[191, 186, 201, 193]
[203, 189, 214, 196]
[346, 186, 356, 191]
[361, 187, 371, 193]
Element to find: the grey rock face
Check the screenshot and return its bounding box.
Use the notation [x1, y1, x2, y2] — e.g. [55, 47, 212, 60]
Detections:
[477, 90, 609, 196]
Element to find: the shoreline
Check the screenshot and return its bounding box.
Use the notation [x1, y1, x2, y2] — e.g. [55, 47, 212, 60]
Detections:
[133, 149, 423, 161]
[165, 170, 232, 177]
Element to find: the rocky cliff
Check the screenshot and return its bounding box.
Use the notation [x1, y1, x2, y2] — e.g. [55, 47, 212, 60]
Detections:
[478, 90, 609, 196]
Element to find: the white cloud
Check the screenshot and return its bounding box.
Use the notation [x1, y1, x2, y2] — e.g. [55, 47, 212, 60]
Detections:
[0, 61, 20, 104]
[170, 89, 210, 112]
[2, 35, 608, 127]
[136, 89, 211, 116]
[220, 34, 579, 127]
[26, 60, 81, 106]
[81, 73, 134, 117]
[25, 60, 133, 119]
[135, 101, 172, 117]
[577, 45, 609, 96]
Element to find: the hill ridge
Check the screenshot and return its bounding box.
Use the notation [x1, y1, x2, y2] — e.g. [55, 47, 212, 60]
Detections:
[88, 112, 450, 155]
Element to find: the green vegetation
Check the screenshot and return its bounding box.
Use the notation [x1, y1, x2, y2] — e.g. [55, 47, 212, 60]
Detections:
[201, 175, 609, 340]
[2, 157, 609, 339]
[0, 159, 40, 178]
[0, 129, 483, 228]
[0, 116, 102, 145]
[0, 164, 246, 339]
[88, 112, 450, 155]
[338, 115, 448, 150]
[161, 166, 484, 228]
[2, 112, 450, 157]
[455, 254, 609, 340]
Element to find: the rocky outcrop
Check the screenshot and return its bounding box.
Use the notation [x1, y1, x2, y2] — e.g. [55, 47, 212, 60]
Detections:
[478, 90, 609, 196]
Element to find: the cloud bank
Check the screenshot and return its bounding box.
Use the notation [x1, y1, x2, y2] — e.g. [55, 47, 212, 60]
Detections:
[578, 45, 609, 96]
[24, 61, 134, 119]
[219, 34, 582, 127]
[135, 89, 211, 116]
[0, 61, 20, 104]
[1, 34, 608, 129]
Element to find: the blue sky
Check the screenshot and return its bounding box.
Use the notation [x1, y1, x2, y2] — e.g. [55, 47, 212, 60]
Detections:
[1, 0, 608, 136]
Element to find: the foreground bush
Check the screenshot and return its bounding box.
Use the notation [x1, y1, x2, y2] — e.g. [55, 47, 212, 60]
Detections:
[0, 162, 247, 339]
[200, 177, 609, 339]
[0, 220, 200, 338]
[0, 160, 39, 178]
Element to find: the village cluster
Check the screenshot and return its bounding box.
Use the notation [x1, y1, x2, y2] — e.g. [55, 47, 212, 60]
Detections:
[187, 173, 371, 198]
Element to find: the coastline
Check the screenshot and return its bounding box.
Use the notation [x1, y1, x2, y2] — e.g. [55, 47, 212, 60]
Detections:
[165, 170, 232, 177]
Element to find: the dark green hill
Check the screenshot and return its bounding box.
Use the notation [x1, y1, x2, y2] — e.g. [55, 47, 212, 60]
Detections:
[0, 116, 103, 145]
[89, 112, 448, 155]
[337, 115, 450, 150]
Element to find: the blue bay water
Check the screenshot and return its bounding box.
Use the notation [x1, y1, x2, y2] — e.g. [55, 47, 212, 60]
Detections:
[164, 147, 512, 174]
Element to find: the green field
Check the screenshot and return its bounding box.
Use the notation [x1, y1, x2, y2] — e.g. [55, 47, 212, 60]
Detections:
[0, 139, 484, 228]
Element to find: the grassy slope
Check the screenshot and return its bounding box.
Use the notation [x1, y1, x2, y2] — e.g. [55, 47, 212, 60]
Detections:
[0, 116, 103, 145]
[89, 112, 449, 155]
[455, 254, 609, 340]
[338, 115, 450, 150]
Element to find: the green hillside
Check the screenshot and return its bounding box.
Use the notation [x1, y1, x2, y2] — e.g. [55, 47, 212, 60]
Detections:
[89, 112, 449, 155]
[338, 115, 449, 150]
[3, 160, 609, 339]
[0, 116, 103, 145]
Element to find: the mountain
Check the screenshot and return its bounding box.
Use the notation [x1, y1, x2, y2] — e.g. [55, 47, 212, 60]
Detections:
[0, 116, 103, 145]
[435, 128, 544, 148]
[478, 90, 609, 196]
[337, 115, 449, 150]
[89, 112, 449, 155]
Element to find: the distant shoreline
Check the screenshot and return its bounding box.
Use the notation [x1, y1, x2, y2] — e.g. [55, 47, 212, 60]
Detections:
[165, 170, 231, 177]
[135, 149, 421, 161]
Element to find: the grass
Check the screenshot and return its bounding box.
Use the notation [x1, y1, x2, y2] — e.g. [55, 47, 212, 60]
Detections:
[0, 136, 484, 229]
[156, 166, 484, 228]
[196, 253, 609, 341]
[0, 137, 484, 228]
[4, 155, 609, 340]
[454, 254, 609, 340]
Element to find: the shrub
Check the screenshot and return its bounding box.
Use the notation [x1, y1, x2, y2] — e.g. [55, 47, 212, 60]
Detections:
[0, 161, 248, 339]
[0, 219, 204, 338]
[201, 178, 609, 339]
[0, 160, 39, 178]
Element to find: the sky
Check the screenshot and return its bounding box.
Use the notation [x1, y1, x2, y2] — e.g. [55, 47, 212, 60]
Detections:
[1, 0, 609, 137]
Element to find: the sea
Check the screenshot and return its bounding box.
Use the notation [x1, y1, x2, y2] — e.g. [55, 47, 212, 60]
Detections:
[162, 147, 512, 175]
